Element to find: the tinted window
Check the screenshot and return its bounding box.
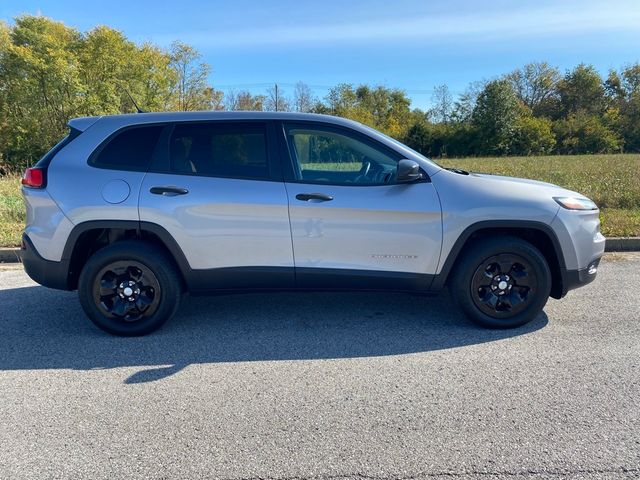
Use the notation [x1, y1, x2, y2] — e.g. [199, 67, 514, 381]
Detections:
[284, 124, 399, 185]
[91, 126, 163, 171]
[169, 123, 269, 180]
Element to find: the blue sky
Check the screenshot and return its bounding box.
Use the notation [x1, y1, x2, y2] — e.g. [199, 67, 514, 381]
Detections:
[2, 0, 640, 109]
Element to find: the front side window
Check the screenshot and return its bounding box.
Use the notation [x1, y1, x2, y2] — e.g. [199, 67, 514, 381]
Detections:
[169, 123, 269, 180]
[284, 124, 399, 185]
[91, 125, 163, 171]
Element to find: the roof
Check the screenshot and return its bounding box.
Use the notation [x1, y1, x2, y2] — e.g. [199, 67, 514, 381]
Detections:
[68, 111, 362, 131]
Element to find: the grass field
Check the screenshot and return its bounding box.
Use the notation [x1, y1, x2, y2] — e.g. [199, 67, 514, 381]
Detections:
[0, 154, 638, 247]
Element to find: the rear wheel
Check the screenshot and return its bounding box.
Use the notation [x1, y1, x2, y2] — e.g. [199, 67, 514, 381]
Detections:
[78, 241, 181, 336]
[450, 236, 551, 328]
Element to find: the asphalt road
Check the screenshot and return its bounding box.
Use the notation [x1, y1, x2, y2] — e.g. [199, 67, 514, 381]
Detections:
[0, 254, 639, 480]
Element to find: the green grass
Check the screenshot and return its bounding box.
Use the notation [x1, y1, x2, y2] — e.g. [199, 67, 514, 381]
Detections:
[0, 175, 23, 248]
[0, 154, 638, 247]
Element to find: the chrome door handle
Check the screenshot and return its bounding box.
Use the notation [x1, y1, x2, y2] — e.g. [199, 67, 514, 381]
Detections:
[295, 193, 333, 202]
[150, 186, 189, 196]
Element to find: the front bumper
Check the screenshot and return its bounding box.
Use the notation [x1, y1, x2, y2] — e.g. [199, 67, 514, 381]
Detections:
[550, 207, 605, 298]
[560, 256, 601, 296]
[21, 234, 71, 290]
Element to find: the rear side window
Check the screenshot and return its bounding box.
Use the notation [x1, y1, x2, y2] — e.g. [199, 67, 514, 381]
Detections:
[169, 123, 269, 180]
[91, 125, 163, 171]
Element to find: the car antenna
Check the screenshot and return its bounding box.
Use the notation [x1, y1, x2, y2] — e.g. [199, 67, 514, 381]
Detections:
[123, 88, 146, 113]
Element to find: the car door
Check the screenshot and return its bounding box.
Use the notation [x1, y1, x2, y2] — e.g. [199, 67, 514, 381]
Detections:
[280, 122, 442, 290]
[139, 121, 294, 290]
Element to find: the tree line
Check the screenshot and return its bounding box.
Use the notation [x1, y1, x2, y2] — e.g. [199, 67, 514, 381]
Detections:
[1, 15, 639, 172]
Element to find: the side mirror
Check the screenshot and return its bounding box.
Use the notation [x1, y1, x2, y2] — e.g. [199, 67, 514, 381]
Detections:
[396, 159, 424, 183]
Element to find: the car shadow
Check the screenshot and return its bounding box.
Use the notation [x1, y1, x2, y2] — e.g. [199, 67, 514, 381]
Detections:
[0, 285, 548, 383]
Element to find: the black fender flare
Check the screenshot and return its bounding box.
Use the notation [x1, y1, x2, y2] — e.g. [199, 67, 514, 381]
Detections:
[430, 220, 567, 293]
[62, 220, 193, 287]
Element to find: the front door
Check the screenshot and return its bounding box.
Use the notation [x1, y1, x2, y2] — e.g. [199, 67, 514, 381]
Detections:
[281, 122, 442, 290]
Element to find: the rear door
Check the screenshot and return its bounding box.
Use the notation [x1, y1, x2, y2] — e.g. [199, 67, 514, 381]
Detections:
[280, 122, 442, 290]
[138, 121, 294, 290]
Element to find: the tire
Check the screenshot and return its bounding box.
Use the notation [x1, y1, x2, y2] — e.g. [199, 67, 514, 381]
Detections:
[449, 236, 551, 329]
[78, 240, 182, 336]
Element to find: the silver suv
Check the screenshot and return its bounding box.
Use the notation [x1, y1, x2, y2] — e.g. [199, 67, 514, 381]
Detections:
[21, 112, 605, 336]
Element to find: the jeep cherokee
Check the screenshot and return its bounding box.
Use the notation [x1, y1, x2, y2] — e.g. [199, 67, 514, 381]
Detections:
[20, 112, 605, 336]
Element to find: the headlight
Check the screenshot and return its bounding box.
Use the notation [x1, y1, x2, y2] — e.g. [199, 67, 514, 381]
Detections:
[553, 196, 598, 210]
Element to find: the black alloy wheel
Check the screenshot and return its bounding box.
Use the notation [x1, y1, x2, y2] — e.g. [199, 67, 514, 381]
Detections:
[93, 261, 161, 322]
[471, 253, 537, 318]
[78, 240, 182, 336]
[450, 236, 551, 329]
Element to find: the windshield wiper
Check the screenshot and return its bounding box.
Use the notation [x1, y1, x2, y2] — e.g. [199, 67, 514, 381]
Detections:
[445, 167, 469, 175]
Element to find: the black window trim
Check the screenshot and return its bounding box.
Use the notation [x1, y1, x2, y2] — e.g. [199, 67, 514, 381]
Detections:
[277, 120, 431, 186]
[147, 119, 284, 183]
[87, 122, 168, 173]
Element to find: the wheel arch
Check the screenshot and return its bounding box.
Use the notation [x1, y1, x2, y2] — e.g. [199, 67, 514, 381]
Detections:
[63, 220, 191, 290]
[433, 220, 568, 299]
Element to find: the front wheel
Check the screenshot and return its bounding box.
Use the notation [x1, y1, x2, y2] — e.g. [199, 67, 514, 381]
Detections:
[450, 236, 551, 328]
[78, 241, 182, 336]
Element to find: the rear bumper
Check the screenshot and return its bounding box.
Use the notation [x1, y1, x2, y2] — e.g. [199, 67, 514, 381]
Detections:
[561, 256, 600, 297]
[21, 234, 71, 290]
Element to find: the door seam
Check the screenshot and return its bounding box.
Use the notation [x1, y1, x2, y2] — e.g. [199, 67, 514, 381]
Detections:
[282, 181, 298, 285]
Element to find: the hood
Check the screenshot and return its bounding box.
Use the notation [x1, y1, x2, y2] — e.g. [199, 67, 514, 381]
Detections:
[471, 172, 559, 189]
[466, 172, 585, 198]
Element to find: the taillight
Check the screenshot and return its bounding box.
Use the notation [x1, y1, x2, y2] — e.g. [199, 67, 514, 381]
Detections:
[21, 167, 45, 188]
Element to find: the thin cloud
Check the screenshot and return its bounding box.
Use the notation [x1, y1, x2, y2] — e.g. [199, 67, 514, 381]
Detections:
[147, 2, 640, 49]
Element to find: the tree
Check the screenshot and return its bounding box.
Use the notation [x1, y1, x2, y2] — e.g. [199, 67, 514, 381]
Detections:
[78, 26, 136, 114]
[207, 87, 225, 110]
[325, 83, 358, 113]
[451, 80, 485, 123]
[553, 112, 622, 154]
[322, 84, 412, 137]
[130, 43, 178, 112]
[558, 64, 606, 116]
[404, 121, 433, 156]
[620, 64, 640, 151]
[606, 64, 640, 151]
[513, 115, 555, 155]
[78, 26, 176, 114]
[506, 62, 560, 117]
[264, 84, 290, 111]
[605, 69, 624, 102]
[169, 41, 211, 111]
[0, 21, 11, 169]
[472, 80, 521, 155]
[293, 81, 315, 113]
[403, 120, 451, 158]
[224, 90, 265, 111]
[428, 84, 453, 124]
[0, 16, 84, 167]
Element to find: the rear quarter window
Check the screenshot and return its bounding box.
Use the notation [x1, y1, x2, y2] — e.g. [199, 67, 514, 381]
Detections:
[90, 125, 163, 171]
